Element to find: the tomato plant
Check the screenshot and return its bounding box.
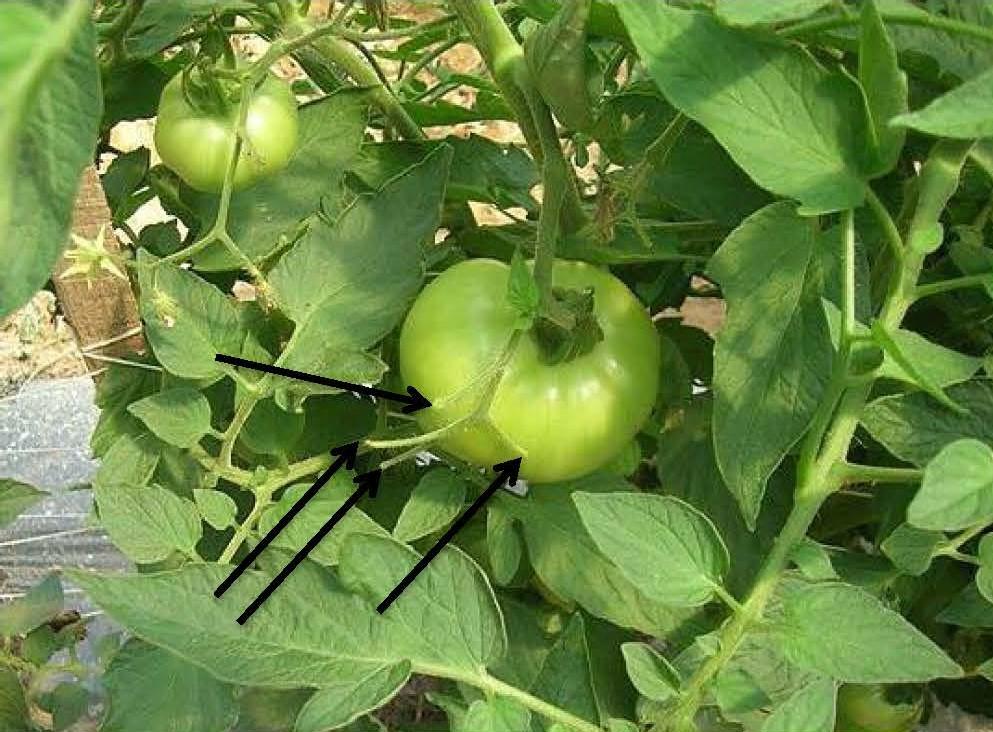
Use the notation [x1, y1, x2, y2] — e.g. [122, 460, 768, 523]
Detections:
[2, 0, 993, 731]
[154, 71, 299, 193]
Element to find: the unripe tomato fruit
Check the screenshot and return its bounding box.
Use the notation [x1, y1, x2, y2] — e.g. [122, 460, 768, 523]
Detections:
[398, 258, 660, 483]
[154, 73, 299, 193]
[835, 684, 924, 732]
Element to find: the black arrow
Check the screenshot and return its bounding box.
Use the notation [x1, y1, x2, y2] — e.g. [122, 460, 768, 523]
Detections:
[377, 457, 522, 614]
[237, 468, 383, 625]
[214, 353, 431, 413]
[215, 441, 359, 599]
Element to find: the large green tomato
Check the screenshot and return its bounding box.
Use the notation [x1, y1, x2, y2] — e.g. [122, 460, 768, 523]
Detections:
[398, 258, 660, 483]
[835, 684, 923, 732]
[154, 73, 298, 193]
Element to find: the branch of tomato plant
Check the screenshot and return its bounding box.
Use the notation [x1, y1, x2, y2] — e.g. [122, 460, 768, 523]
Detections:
[915, 272, 993, 300]
[662, 141, 974, 731]
[779, 8, 993, 45]
[279, 5, 426, 140]
[100, 0, 145, 65]
[449, 0, 587, 235]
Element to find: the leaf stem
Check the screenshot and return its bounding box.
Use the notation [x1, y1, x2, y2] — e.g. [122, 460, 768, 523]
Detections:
[218, 492, 271, 564]
[915, 272, 993, 300]
[780, 9, 993, 46]
[840, 463, 923, 485]
[864, 188, 905, 261]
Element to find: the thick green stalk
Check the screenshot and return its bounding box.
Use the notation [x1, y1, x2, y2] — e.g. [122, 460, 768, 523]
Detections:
[450, 0, 586, 234]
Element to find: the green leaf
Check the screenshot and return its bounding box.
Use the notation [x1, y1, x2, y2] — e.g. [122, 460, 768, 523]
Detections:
[486, 503, 522, 586]
[339, 534, 506, 670]
[0, 479, 47, 529]
[294, 661, 410, 732]
[858, 0, 907, 176]
[350, 135, 537, 211]
[871, 323, 965, 413]
[103, 148, 151, 223]
[621, 642, 680, 702]
[240, 396, 306, 457]
[861, 379, 993, 466]
[70, 560, 499, 689]
[893, 65, 993, 139]
[873, 327, 980, 388]
[102, 641, 237, 732]
[136, 253, 248, 380]
[124, 0, 255, 56]
[506, 476, 698, 637]
[761, 678, 837, 732]
[95, 484, 202, 563]
[937, 582, 993, 628]
[881, 523, 945, 576]
[0, 0, 101, 318]
[715, 0, 830, 25]
[528, 613, 601, 726]
[0, 574, 62, 636]
[776, 582, 962, 682]
[657, 397, 791, 594]
[257, 476, 389, 567]
[460, 698, 531, 732]
[977, 534, 993, 604]
[617, 4, 866, 214]
[127, 388, 213, 448]
[93, 432, 162, 490]
[193, 489, 238, 531]
[524, 0, 597, 132]
[908, 439, 993, 530]
[791, 539, 840, 582]
[0, 667, 28, 732]
[191, 91, 370, 270]
[270, 145, 451, 374]
[574, 492, 729, 607]
[708, 203, 833, 527]
[393, 469, 466, 543]
[506, 248, 540, 330]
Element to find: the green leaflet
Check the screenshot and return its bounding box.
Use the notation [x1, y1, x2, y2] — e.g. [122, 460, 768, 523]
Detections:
[715, 0, 831, 26]
[270, 145, 451, 374]
[761, 678, 837, 732]
[393, 468, 467, 543]
[102, 641, 238, 732]
[617, 3, 867, 214]
[95, 484, 202, 563]
[708, 202, 834, 527]
[257, 477, 389, 567]
[893, 65, 993, 139]
[193, 489, 238, 531]
[909, 439, 993, 531]
[0, 479, 47, 529]
[621, 642, 680, 702]
[858, 0, 908, 176]
[71, 537, 506, 688]
[861, 379, 993, 466]
[0, 0, 100, 318]
[776, 582, 962, 682]
[294, 661, 410, 732]
[524, 0, 598, 132]
[136, 252, 249, 381]
[0, 574, 63, 636]
[127, 388, 213, 448]
[574, 491, 729, 608]
[503, 474, 700, 638]
[0, 667, 29, 732]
